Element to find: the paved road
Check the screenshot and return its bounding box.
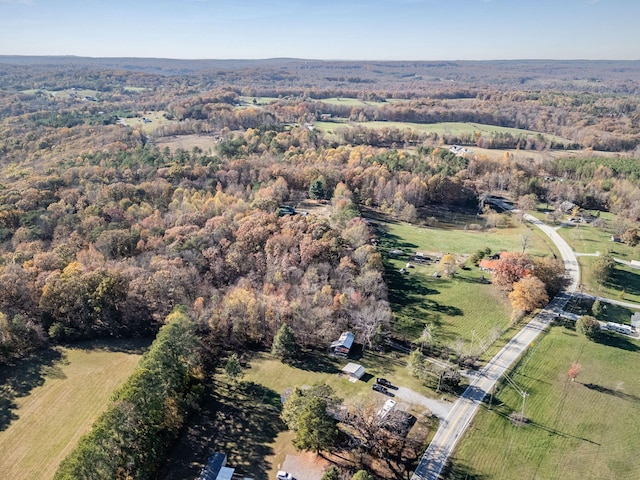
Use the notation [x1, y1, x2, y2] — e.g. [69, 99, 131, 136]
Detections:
[411, 201, 580, 480]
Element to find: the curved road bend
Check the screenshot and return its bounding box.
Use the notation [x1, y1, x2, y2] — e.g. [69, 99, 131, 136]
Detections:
[411, 208, 579, 480]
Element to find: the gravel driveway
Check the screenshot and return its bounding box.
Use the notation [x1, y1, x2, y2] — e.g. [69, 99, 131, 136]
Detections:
[394, 387, 453, 419]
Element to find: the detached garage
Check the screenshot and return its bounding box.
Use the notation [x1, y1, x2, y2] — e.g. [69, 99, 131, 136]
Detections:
[341, 362, 366, 382]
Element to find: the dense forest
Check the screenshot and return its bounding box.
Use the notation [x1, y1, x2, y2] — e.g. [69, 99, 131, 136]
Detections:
[0, 57, 639, 477]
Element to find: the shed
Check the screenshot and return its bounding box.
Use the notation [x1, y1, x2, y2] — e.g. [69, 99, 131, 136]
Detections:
[341, 362, 366, 382]
[330, 331, 355, 357]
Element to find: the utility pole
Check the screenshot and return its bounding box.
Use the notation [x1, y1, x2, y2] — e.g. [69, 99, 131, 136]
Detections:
[503, 373, 529, 427]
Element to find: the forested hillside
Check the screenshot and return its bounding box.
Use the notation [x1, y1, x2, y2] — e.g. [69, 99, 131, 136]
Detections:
[0, 58, 639, 479]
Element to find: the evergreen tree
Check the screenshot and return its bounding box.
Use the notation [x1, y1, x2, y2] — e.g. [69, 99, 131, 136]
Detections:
[591, 299, 603, 318]
[351, 470, 374, 480]
[577, 315, 601, 340]
[309, 176, 327, 200]
[292, 396, 338, 453]
[224, 353, 244, 383]
[271, 323, 297, 362]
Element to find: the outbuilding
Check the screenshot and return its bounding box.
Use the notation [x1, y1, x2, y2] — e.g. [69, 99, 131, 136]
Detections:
[341, 362, 366, 382]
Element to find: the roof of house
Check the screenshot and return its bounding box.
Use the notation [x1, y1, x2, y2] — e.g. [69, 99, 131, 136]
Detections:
[479, 259, 499, 270]
[198, 453, 227, 480]
[330, 331, 355, 350]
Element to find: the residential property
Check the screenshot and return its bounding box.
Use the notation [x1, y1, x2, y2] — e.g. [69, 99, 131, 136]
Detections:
[330, 331, 355, 357]
[449, 145, 473, 157]
[558, 201, 577, 213]
[198, 452, 235, 480]
[478, 259, 499, 272]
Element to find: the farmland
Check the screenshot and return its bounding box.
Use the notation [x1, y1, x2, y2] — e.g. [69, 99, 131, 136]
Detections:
[0, 341, 146, 480]
[450, 325, 640, 480]
[373, 213, 558, 347]
[314, 120, 571, 145]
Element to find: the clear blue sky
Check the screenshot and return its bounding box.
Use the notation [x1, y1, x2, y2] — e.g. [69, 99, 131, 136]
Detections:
[1, 0, 638, 60]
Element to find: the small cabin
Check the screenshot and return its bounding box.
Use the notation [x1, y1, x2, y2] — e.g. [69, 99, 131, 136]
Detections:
[330, 331, 355, 357]
[198, 452, 235, 480]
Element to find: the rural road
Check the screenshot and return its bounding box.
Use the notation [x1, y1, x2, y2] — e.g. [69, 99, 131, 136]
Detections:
[410, 200, 580, 480]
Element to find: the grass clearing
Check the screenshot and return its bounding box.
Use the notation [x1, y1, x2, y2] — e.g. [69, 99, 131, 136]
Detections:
[0, 340, 147, 480]
[313, 120, 571, 144]
[372, 214, 558, 348]
[450, 325, 640, 480]
[576, 256, 640, 305]
[556, 223, 638, 259]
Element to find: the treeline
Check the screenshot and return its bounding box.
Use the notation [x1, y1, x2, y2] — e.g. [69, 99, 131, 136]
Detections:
[54, 309, 202, 480]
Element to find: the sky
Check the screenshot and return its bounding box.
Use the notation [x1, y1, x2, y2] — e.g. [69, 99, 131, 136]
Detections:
[0, 0, 638, 61]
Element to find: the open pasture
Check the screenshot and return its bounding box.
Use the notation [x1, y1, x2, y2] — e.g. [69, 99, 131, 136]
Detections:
[0, 340, 145, 480]
[371, 214, 556, 349]
[451, 325, 640, 480]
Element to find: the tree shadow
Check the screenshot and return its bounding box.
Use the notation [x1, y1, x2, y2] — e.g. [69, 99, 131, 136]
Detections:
[581, 382, 640, 403]
[606, 268, 640, 296]
[478, 401, 600, 446]
[0, 347, 65, 432]
[441, 458, 488, 480]
[594, 332, 640, 352]
[74, 337, 153, 355]
[291, 350, 341, 374]
[162, 380, 283, 480]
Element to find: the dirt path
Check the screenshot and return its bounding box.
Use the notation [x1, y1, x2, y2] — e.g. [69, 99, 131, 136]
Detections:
[394, 387, 453, 420]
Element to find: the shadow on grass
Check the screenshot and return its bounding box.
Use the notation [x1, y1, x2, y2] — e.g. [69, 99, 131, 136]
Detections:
[595, 332, 640, 352]
[162, 380, 283, 480]
[602, 267, 640, 298]
[478, 401, 600, 446]
[75, 337, 153, 355]
[291, 350, 341, 374]
[582, 382, 640, 404]
[0, 347, 65, 432]
[441, 458, 488, 480]
[600, 302, 637, 324]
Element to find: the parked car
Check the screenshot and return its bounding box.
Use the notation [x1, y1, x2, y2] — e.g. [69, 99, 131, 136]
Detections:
[376, 378, 397, 389]
[372, 384, 388, 394]
[372, 384, 395, 397]
[277, 471, 295, 480]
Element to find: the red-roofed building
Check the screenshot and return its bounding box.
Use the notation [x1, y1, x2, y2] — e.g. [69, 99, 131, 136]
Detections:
[479, 259, 499, 272]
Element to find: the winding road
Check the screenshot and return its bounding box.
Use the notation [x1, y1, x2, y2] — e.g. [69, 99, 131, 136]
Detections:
[411, 202, 580, 480]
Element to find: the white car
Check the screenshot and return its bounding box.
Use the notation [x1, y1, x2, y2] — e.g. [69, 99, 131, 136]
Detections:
[277, 471, 294, 480]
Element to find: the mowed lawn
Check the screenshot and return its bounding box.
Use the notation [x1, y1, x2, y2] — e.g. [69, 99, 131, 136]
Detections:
[451, 326, 640, 480]
[375, 218, 557, 347]
[0, 341, 145, 480]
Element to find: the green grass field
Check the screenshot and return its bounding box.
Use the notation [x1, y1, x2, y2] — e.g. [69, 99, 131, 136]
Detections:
[450, 325, 640, 480]
[313, 120, 570, 144]
[373, 216, 559, 349]
[577, 255, 640, 305]
[0, 340, 145, 480]
[556, 222, 638, 259]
